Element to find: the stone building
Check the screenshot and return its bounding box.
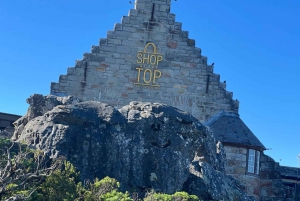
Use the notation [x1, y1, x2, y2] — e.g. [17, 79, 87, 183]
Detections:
[205, 112, 266, 199]
[50, 0, 238, 122]
[0, 112, 21, 131]
[50, 0, 298, 200]
[204, 112, 297, 200]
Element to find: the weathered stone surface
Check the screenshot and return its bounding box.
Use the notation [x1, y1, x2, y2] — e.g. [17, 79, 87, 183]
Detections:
[12, 94, 80, 141]
[50, 0, 239, 122]
[13, 94, 255, 200]
[259, 153, 288, 201]
[183, 162, 255, 201]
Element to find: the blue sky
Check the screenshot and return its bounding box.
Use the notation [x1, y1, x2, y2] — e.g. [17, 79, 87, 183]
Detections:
[0, 0, 299, 167]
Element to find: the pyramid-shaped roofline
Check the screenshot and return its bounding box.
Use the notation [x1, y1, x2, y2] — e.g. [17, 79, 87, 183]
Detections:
[50, 0, 239, 122]
[205, 111, 266, 151]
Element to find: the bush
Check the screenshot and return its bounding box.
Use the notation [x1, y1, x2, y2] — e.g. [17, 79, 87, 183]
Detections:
[144, 190, 200, 201]
[0, 146, 200, 201]
[0, 140, 63, 200]
[144, 191, 172, 201]
[173, 191, 200, 201]
[99, 190, 133, 201]
[80, 177, 132, 201]
[32, 161, 80, 201]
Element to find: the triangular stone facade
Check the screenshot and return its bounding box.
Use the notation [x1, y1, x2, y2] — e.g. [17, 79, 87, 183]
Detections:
[50, 0, 238, 121]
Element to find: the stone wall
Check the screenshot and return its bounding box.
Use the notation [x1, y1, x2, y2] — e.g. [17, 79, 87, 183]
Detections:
[50, 0, 238, 121]
[224, 146, 290, 200]
[224, 145, 261, 200]
[259, 154, 287, 200]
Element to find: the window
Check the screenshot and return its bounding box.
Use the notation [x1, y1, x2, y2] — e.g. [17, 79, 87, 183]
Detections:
[255, 151, 260, 174]
[247, 149, 260, 174]
[247, 149, 255, 173]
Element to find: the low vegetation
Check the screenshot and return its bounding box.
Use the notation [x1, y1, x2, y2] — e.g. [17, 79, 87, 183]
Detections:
[0, 138, 200, 201]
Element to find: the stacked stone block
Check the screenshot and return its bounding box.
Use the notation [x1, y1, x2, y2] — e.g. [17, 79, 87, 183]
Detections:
[51, 0, 238, 121]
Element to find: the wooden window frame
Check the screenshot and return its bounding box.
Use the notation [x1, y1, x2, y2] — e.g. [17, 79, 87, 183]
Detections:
[246, 149, 260, 175]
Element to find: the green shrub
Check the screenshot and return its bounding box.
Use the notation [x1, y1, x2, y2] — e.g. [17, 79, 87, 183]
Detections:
[144, 191, 172, 201]
[99, 190, 132, 201]
[173, 191, 200, 201]
[33, 161, 80, 201]
[1, 147, 201, 201]
[144, 190, 200, 201]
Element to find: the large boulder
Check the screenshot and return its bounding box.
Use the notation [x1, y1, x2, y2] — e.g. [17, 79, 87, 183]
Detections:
[12, 94, 80, 141]
[13, 94, 256, 201]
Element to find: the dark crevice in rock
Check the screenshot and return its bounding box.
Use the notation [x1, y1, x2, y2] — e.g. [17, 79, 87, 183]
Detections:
[151, 123, 160, 131]
[151, 140, 171, 148]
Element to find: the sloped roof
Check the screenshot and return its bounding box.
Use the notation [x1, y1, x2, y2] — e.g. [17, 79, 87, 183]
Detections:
[279, 166, 300, 179]
[204, 112, 266, 151]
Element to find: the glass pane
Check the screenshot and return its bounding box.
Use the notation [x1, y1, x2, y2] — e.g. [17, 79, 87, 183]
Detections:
[255, 151, 260, 174]
[248, 149, 255, 173]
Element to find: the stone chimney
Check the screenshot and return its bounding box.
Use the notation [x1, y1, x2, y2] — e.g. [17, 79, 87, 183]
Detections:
[134, 0, 172, 21]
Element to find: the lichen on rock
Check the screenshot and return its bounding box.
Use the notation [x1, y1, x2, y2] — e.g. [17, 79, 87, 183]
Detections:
[12, 94, 256, 201]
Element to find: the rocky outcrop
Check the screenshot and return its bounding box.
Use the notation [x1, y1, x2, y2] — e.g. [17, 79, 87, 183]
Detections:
[183, 161, 252, 200]
[12, 94, 80, 141]
[13, 94, 256, 201]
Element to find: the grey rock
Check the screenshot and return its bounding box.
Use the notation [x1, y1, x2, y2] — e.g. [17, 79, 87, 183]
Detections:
[13, 94, 256, 200]
[183, 162, 255, 201]
[12, 94, 81, 141]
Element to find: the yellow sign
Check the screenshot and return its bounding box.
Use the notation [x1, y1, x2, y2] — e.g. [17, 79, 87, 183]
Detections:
[134, 43, 163, 88]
